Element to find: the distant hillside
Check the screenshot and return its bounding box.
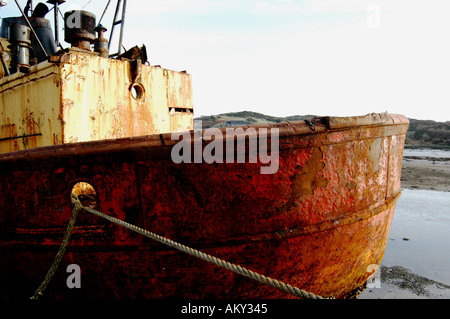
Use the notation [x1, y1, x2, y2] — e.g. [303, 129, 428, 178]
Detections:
[196, 111, 318, 128]
[406, 119, 450, 148]
[195, 111, 450, 149]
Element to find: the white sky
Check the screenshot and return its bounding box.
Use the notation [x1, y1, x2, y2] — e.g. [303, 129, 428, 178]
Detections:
[2, 0, 450, 121]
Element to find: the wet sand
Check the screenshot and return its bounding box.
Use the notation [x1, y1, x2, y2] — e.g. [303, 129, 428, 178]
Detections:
[360, 265, 450, 299]
[360, 149, 450, 299]
[401, 156, 450, 192]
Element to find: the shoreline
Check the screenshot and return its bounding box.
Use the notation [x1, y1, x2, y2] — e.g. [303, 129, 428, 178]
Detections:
[401, 155, 449, 193]
[360, 265, 450, 299]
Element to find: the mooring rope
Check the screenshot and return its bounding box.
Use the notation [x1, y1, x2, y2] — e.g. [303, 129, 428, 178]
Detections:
[31, 197, 325, 299]
[30, 200, 81, 300]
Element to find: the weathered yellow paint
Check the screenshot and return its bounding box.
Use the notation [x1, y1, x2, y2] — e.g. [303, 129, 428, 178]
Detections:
[0, 49, 194, 153]
[0, 61, 61, 153]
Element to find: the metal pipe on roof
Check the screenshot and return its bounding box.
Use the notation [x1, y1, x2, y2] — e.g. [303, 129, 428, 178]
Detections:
[13, 0, 48, 58]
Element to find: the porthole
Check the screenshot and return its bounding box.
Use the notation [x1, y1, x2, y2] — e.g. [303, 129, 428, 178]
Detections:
[71, 182, 97, 208]
[130, 83, 145, 100]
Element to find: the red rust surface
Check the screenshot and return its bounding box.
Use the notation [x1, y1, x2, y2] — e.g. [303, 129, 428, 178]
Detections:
[0, 114, 409, 299]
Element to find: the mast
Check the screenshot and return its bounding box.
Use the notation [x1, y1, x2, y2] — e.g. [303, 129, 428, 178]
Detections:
[46, 0, 65, 49]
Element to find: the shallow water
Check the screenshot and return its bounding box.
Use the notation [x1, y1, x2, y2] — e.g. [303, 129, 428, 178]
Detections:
[360, 189, 450, 298]
[404, 148, 450, 159]
[385, 189, 450, 280]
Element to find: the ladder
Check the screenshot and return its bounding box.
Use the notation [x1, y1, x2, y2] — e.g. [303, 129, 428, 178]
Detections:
[108, 0, 127, 57]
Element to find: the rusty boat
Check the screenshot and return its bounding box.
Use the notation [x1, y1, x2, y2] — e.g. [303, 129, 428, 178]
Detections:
[0, 1, 409, 299]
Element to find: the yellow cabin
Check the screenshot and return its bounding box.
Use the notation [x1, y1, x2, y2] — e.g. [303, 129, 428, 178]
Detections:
[0, 10, 194, 154]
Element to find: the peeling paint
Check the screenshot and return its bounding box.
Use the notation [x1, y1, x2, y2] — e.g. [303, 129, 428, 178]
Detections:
[369, 138, 382, 173]
[286, 147, 329, 214]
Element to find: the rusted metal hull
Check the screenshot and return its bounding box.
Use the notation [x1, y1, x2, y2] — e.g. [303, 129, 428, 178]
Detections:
[0, 113, 409, 299]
